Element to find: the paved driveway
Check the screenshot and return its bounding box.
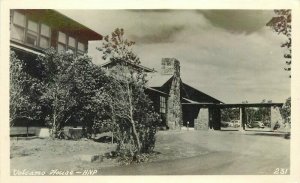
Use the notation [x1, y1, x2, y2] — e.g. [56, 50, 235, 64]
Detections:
[99, 130, 290, 175]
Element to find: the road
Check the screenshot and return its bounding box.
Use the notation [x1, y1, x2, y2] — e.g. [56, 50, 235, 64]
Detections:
[99, 130, 290, 175]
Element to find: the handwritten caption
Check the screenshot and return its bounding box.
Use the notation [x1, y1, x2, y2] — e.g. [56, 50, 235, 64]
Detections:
[13, 169, 98, 176]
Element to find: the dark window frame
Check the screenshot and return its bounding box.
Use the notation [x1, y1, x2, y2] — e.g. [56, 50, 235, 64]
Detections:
[160, 96, 166, 114]
[11, 10, 52, 50]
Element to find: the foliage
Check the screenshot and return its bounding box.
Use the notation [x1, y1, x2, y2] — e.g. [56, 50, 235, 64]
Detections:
[11, 27, 160, 162]
[97, 28, 140, 65]
[36, 49, 77, 138]
[221, 108, 239, 122]
[69, 55, 107, 137]
[9, 51, 42, 126]
[255, 99, 271, 127]
[281, 97, 291, 124]
[221, 99, 271, 127]
[96, 28, 160, 160]
[36, 49, 107, 139]
[266, 10, 291, 77]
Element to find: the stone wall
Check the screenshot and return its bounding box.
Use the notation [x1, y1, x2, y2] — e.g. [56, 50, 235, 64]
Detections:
[165, 58, 183, 130]
[271, 106, 284, 130]
[194, 108, 209, 130]
[161, 58, 176, 75]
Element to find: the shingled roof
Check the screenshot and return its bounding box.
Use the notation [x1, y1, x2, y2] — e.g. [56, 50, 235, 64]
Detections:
[146, 73, 173, 88]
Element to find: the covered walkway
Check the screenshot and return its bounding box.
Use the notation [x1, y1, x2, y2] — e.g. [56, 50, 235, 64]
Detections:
[182, 103, 283, 131]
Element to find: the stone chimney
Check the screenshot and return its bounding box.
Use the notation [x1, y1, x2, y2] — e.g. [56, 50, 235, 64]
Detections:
[162, 58, 183, 130]
[161, 58, 180, 76]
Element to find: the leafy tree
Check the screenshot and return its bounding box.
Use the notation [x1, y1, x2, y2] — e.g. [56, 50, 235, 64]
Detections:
[255, 99, 271, 127]
[36, 49, 79, 138]
[37, 49, 109, 139]
[221, 108, 239, 122]
[9, 51, 42, 127]
[95, 65, 159, 159]
[70, 55, 107, 137]
[97, 28, 160, 161]
[97, 28, 140, 65]
[281, 97, 291, 124]
[267, 10, 291, 77]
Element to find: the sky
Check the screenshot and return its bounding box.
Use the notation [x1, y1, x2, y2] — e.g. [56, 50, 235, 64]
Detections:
[59, 10, 291, 104]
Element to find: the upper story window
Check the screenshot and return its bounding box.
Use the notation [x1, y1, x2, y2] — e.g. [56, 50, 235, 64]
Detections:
[57, 31, 67, 52]
[11, 11, 51, 49]
[57, 31, 86, 55]
[77, 42, 85, 55]
[68, 36, 76, 53]
[26, 20, 38, 46]
[40, 24, 51, 48]
[11, 11, 26, 41]
[160, 96, 166, 114]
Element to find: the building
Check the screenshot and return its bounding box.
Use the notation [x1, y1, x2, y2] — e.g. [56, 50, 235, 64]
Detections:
[146, 58, 223, 130]
[10, 9, 103, 136]
[103, 58, 284, 131]
[10, 9, 102, 59]
[102, 58, 224, 130]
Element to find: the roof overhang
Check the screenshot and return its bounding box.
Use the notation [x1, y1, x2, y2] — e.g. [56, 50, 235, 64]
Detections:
[11, 42, 44, 56]
[101, 60, 155, 73]
[182, 102, 284, 108]
[17, 9, 102, 41]
[146, 87, 169, 96]
[217, 103, 283, 108]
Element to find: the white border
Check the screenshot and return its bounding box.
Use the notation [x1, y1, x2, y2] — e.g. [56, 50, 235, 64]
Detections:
[1, 0, 300, 183]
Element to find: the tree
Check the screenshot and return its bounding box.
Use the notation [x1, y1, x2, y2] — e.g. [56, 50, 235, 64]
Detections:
[266, 10, 291, 77]
[221, 108, 239, 122]
[281, 97, 291, 124]
[97, 28, 140, 65]
[9, 51, 42, 127]
[36, 49, 78, 138]
[70, 55, 108, 137]
[37, 49, 109, 139]
[255, 99, 271, 127]
[97, 28, 159, 161]
[95, 65, 159, 158]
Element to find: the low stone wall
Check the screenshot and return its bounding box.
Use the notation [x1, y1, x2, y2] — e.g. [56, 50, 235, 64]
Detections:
[10, 126, 83, 139]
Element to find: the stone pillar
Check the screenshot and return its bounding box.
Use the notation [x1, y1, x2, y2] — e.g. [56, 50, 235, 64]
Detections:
[165, 58, 183, 130]
[271, 106, 283, 130]
[239, 107, 246, 131]
[211, 107, 221, 130]
[194, 108, 209, 130]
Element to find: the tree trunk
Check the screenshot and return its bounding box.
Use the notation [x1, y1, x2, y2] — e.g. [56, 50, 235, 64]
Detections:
[52, 93, 58, 138]
[127, 83, 141, 153]
[110, 103, 116, 144]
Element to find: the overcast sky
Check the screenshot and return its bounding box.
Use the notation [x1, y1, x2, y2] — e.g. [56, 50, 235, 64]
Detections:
[59, 10, 290, 103]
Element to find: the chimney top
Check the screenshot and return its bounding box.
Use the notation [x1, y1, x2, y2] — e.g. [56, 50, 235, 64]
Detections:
[161, 58, 180, 75]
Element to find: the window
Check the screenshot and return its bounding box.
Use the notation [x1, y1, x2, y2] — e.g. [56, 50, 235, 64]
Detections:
[160, 96, 166, 114]
[11, 11, 26, 41]
[57, 32, 85, 55]
[13, 11, 26, 26]
[68, 36, 76, 53]
[26, 20, 38, 46]
[11, 11, 52, 49]
[77, 41, 85, 55]
[57, 31, 66, 52]
[68, 36, 75, 47]
[39, 24, 50, 48]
